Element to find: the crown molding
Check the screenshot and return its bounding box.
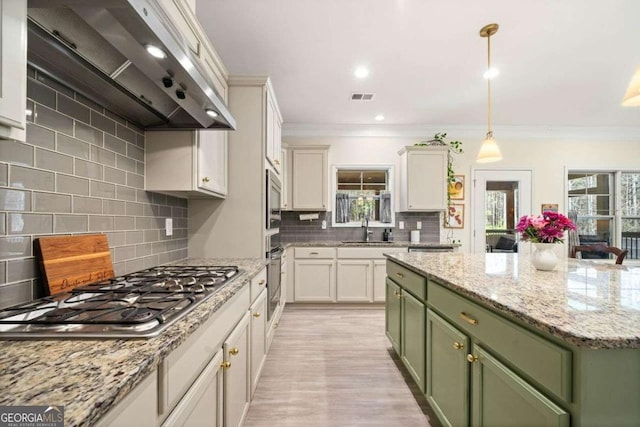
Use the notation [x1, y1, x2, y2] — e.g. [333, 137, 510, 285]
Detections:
[282, 123, 640, 141]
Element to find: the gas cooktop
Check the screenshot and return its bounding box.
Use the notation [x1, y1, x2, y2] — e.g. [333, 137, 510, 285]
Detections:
[0, 265, 239, 339]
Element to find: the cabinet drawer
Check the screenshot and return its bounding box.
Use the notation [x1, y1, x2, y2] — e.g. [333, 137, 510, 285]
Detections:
[295, 247, 335, 259]
[337, 247, 407, 259]
[387, 261, 426, 302]
[428, 281, 572, 402]
[250, 267, 267, 303]
[160, 285, 250, 419]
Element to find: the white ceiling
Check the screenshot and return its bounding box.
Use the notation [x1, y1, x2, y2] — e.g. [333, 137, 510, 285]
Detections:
[198, 0, 640, 134]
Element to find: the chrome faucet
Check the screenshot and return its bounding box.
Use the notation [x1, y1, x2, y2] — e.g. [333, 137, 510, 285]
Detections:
[362, 217, 373, 242]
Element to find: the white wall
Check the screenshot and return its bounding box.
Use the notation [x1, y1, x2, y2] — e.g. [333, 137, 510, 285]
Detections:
[284, 129, 640, 252]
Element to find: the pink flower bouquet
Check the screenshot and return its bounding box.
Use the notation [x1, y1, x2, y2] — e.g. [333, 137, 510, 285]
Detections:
[516, 212, 577, 244]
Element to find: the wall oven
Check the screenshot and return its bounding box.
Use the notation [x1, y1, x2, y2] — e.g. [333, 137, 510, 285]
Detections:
[266, 170, 281, 230]
[265, 232, 282, 322]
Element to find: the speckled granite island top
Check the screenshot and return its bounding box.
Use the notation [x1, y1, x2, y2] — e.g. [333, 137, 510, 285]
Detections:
[0, 258, 267, 427]
[386, 252, 640, 349]
[286, 240, 459, 249]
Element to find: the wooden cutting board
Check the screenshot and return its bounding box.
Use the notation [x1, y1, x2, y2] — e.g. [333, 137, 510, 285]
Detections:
[35, 234, 115, 295]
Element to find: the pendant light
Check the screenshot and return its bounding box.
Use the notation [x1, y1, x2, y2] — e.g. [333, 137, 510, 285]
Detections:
[476, 23, 503, 163]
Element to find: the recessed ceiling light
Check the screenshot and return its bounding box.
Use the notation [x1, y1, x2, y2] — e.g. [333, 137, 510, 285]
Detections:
[145, 44, 167, 59]
[205, 109, 219, 118]
[483, 67, 500, 79]
[375, 114, 385, 121]
[354, 66, 370, 79]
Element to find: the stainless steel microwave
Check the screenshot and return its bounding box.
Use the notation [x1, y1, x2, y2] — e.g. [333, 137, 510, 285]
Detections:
[266, 170, 281, 230]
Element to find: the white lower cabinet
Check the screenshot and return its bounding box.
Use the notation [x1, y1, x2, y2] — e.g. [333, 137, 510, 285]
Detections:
[250, 289, 268, 397]
[223, 311, 251, 427]
[294, 256, 336, 302]
[161, 349, 223, 427]
[96, 373, 157, 427]
[373, 260, 388, 302]
[336, 259, 372, 302]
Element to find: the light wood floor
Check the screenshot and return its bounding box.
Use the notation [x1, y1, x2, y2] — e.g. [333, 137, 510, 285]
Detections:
[244, 305, 440, 427]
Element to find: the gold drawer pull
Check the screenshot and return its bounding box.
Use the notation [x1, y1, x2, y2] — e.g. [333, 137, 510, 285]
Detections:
[229, 347, 239, 356]
[310, 252, 319, 255]
[253, 312, 261, 318]
[258, 279, 266, 286]
[274, 159, 280, 165]
[466, 354, 478, 363]
[395, 272, 405, 279]
[453, 342, 464, 350]
[460, 312, 478, 326]
[394, 290, 402, 299]
[220, 361, 231, 369]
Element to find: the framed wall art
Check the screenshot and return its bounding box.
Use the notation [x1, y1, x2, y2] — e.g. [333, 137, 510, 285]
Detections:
[445, 204, 464, 228]
[448, 175, 465, 200]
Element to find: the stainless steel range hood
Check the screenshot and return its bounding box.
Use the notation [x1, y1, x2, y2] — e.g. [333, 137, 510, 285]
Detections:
[27, 0, 236, 130]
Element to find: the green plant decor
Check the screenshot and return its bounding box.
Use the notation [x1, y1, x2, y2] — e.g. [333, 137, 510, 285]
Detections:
[415, 133, 464, 244]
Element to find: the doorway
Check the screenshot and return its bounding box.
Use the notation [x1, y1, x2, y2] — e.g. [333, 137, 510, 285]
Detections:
[472, 169, 533, 253]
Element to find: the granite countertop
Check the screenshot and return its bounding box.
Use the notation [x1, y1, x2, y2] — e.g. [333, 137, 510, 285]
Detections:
[0, 258, 267, 427]
[285, 240, 459, 249]
[386, 252, 640, 349]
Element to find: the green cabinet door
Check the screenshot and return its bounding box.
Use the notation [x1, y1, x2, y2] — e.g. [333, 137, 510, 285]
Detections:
[401, 290, 426, 393]
[471, 345, 570, 427]
[427, 309, 470, 427]
[385, 278, 401, 355]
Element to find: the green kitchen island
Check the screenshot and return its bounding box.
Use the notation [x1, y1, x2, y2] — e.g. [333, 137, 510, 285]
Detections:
[385, 252, 640, 427]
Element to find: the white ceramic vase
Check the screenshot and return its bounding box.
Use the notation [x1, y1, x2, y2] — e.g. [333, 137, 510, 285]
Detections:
[532, 243, 558, 271]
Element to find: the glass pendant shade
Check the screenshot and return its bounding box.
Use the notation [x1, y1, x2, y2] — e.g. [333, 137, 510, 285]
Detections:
[622, 66, 640, 106]
[476, 133, 502, 163]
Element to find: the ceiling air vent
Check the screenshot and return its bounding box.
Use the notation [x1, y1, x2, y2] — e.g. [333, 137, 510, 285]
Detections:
[350, 93, 375, 101]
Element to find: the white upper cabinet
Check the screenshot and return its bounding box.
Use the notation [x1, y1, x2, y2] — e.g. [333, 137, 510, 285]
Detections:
[398, 146, 448, 211]
[0, 0, 27, 141]
[158, 0, 229, 104]
[265, 87, 282, 174]
[145, 130, 227, 198]
[291, 146, 328, 211]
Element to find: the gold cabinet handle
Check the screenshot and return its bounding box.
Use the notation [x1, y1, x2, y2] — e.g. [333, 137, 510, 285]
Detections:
[229, 347, 239, 356]
[258, 279, 266, 285]
[202, 176, 210, 183]
[466, 354, 478, 363]
[395, 272, 405, 279]
[453, 342, 464, 350]
[253, 312, 261, 318]
[310, 252, 319, 255]
[393, 290, 402, 299]
[460, 312, 478, 326]
[220, 361, 231, 369]
[274, 160, 280, 165]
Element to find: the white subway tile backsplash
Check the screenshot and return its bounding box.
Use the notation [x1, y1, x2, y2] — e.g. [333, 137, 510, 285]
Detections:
[1, 68, 188, 308]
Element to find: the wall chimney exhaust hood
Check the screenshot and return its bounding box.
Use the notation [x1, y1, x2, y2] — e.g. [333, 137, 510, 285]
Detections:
[27, 0, 236, 130]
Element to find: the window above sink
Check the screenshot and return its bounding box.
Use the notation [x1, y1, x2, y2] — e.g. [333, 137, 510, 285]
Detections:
[332, 165, 395, 228]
